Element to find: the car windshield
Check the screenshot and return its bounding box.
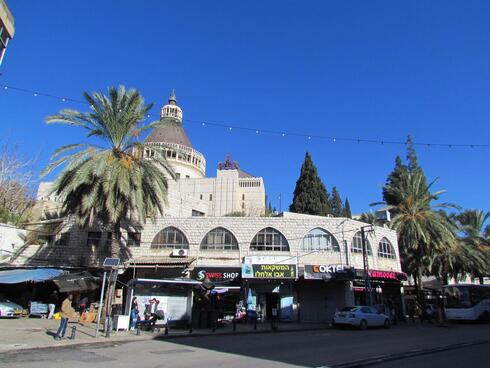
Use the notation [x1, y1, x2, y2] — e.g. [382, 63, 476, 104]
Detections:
[340, 307, 358, 312]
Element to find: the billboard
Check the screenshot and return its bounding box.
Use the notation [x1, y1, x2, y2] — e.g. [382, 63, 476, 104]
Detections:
[242, 256, 297, 279]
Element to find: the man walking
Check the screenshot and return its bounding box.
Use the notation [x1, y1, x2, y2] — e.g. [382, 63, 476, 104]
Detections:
[54, 294, 78, 340]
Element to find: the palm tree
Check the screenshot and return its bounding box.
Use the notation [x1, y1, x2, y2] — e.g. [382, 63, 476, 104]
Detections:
[454, 209, 490, 283]
[381, 170, 457, 301]
[43, 86, 175, 258]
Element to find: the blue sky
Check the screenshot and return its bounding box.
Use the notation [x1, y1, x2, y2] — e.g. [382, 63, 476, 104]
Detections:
[1, 1, 489, 214]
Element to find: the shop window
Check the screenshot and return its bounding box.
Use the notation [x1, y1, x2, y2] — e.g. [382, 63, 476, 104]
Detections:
[127, 232, 141, 247]
[378, 237, 396, 259]
[250, 227, 289, 251]
[301, 228, 340, 252]
[86, 231, 102, 248]
[151, 227, 189, 249]
[351, 231, 372, 255]
[201, 227, 239, 251]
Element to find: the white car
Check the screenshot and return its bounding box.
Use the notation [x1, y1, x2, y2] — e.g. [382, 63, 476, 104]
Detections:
[333, 306, 391, 329]
[0, 298, 24, 318]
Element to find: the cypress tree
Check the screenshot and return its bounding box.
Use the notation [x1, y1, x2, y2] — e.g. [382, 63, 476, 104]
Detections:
[289, 152, 330, 216]
[382, 155, 407, 206]
[406, 136, 428, 195]
[330, 186, 343, 217]
[342, 198, 352, 218]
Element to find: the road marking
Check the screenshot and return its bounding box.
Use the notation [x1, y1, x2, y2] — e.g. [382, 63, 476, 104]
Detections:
[316, 339, 490, 368]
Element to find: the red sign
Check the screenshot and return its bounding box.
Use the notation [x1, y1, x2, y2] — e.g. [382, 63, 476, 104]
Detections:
[368, 270, 406, 280]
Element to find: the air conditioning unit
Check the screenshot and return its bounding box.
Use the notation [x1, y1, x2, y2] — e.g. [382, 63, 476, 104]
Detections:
[171, 248, 188, 257]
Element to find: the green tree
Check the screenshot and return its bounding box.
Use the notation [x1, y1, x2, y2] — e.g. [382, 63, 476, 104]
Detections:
[454, 209, 490, 283]
[43, 86, 175, 258]
[342, 198, 352, 218]
[384, 170, 456, 301]
[330, 186, 343, 217]
[382, 155, 407, 207]
[289, 152, 330, 216]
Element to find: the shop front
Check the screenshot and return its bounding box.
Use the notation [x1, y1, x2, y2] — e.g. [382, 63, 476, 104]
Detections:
[353, 269, 407, 319]
[298, 264, 355, 323]
[191, 266, 242, 326]
[242, 256, 297, 321]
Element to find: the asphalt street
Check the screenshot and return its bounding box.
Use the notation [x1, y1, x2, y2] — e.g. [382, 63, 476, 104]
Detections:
[0, 323, 488, 368]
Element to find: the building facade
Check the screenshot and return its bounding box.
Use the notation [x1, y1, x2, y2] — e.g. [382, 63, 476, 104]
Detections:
[0, 0, 14, 66]
[12, 91, 404, 324]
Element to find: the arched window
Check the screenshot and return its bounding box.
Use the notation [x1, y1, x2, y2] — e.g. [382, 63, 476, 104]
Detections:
[250, 227, 289, 251]
[301, 228, 340, 251]
[378, 237, 396, 259]
[351, 232, 372, 255]
[201, 227, 238, 251]
[151, 227, 189, 249]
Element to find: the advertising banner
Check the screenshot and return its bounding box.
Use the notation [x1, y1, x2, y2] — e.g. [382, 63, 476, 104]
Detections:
[304, 264, 355, 280]
[242, 256, 297, 279]
[192, 267, 241, 283]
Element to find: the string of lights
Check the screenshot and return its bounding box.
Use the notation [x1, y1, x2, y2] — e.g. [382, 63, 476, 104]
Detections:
[2, 83, 488, 149]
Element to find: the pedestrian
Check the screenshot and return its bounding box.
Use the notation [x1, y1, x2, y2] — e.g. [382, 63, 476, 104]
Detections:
[130, 297, 139, 330]
[47, 291, 58, 320]
[54, 294, 78, 340]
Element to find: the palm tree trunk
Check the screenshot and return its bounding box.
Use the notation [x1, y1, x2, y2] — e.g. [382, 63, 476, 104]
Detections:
[110, 220, 121, 258]
[416, 267, 425, 310]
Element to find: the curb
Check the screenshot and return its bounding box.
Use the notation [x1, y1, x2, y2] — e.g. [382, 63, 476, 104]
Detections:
[319, 339, 490, 368]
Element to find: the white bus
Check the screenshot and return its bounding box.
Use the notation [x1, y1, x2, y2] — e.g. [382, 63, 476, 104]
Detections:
[443, 284, 490, 321]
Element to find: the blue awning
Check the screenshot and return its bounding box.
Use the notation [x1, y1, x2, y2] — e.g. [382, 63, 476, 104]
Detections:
[0, 268, 65, 284]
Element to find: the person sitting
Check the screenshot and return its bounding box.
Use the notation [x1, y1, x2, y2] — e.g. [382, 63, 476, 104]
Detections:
[147, 299, 165, 328]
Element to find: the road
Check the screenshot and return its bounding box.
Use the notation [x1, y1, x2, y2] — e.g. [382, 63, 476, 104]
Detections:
[0, 323, 488, 367]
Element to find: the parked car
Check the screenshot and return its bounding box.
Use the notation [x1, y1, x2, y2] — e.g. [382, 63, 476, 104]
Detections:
[333, 306, 391, 329]
[0, 298, 24, 318]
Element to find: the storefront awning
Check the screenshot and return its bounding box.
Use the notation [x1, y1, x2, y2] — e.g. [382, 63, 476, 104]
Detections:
[50, 272, 100, 292]
[0, 268, 65, 284]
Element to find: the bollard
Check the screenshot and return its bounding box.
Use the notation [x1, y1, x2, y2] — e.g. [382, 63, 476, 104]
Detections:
[212, 320, 216, 333]
[70, 326, 77, 340]
[233, 319, 237, 332]
[165, 324, 169, 335]
[189, 324, 193, 334]
[254, 318, 257, 331]
[105, 317, 112, 338]
[136, 326, 141, 336]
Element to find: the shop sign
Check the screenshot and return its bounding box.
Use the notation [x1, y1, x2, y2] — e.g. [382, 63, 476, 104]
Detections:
[242, 256, 297, 279]
[304, 264, 355, 280]
[192, 267, 241, 282]
[356, 269, 407, 281]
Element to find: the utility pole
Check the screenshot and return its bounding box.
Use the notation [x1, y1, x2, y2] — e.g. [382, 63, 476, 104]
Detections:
[360, 225, 373, 306]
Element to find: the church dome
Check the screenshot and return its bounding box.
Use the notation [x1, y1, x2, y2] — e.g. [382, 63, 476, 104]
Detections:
[144, 90, 206, 178]
[145, 90, 192, 148]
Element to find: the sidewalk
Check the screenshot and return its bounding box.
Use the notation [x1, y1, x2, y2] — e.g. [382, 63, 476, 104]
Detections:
[0, 317, 330, 353]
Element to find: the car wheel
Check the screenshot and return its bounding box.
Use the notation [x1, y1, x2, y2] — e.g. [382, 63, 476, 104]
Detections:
[481, 311, 490, 323]
[359, 319, 367, 330]
[384, 319, 391, 329]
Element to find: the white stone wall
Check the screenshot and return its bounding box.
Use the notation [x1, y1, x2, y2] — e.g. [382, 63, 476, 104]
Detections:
[35, 168, 266, 218]
[11, 214, 401, 275]
[130, 216, 401, 272]
[0, 223, 26, 261]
